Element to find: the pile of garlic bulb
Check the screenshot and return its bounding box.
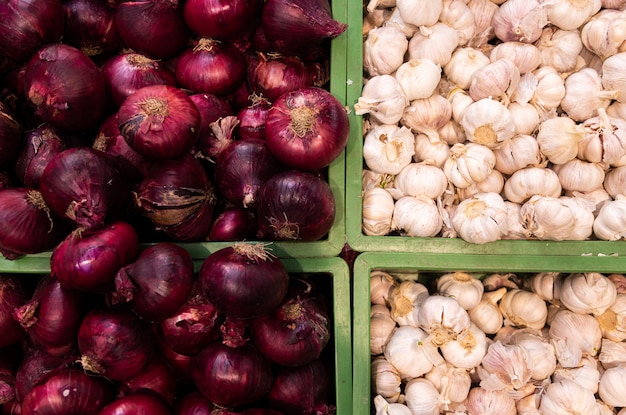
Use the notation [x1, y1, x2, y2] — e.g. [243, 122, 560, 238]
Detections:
[358, 0, 626, 243]
[369, 269, 626, 415]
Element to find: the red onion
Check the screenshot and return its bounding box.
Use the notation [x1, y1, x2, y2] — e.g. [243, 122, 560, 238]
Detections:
[212, 408, 284, 415]
[173, 390, 214, 415]
[114, 0, 190, 60]
[20, 367, 114, 415]
[191, 320, 273, 408]
[14, 125, 67, 188]
[63, 0, 121, 60]
[264, 87, 349, 171]
[215, 138, 284, 209]
[236, 95, 271, 141]
[198, 243, 289, 320]
[23, 43, 106, 131]
[98, 392, 171, 415]
[191, 115, 239, 162]
[183, 0, 261, 41]
[0, 102, 22, 170]
[228, 81, 252, 113]
[247, 54, 314, 103]
[119, 354, 177, 405]
[190, 94, 233, 127]
[117, 85, 201, 160]
[0, 0, 64, 64]
[39, 147, 130, 230]
[51, 221, 140, 293]
[156, 335, 193, 384]
[0, 188, 66, 260]
[78, 306, 154, 381]
[261, 0, 347, 57]
[208, 207, 257, 242]
[110, 242, 194, 322]
[133, 153, 217, 241]
[188, 93, 234, 161]
[14, 349, 69, 402]
[101, 53, 178, 108]
[176, 39, 247, 97]
[0, 275, 30, 348]
[256, 170, 335, 242]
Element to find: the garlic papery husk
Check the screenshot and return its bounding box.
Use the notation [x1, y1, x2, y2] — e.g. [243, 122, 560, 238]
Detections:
[499, 288, 548, 330]
[443, 143, 496, 188]
[363, 26, 409, 76]
[598, 365, 626, 408]
[371, 271, 397, 306]
[539, 379, 601, 415]
[363, 124, 416, 175]
[597, 293, 626, 342]
[401, 94, 452, 143]
[598, 338, 626, 368]
[566, 187, 611, 217]
[552, 355, 600, 392]
[364, 9, 391, 36]
[581, 9, 626, 60]
[355, 75, 409, 125]
[530, 66, 566, 111]
[494, 134, 543, 175]
[391, 195, 443, 237]
[536, 116, 585, 164]
[478, 340, 533, 392]
[363, 187, 395, 236]
[371, 356, 402, 402]
[593, 196, 626, 240]
[520, 195, 594, 241]
[559, 272, 617, 316]
[604, 166, 626, 198]
[548, 309, 602, 367]
[366, 0, 395, 11]
[491, 0, 547, 43]
[467, 0, 499, 48]
[414, 133, 451, 167]
[418, 295, 471, 347]
[404, 378, 442, 415]
[408, 23, 460, 66]
[468, 59, 520, 103]
[483, 273, 522, 291]
[502, 201, 531, 240]
[425, 363, 472, 406]
[440, 323, 488, 369]
[443, 47, 491, 90]
[490, 42, 542, 74]
[452, 192, 509, 244]
[439, 0, 476, 46]
[602, 0, 626, 8]
[465, 387, 517, 415]
[461, 99, 517, 150]
[457, 169, 505, 201]
[543, 0, 602, 31]
[394, 163, 448, 199]
[388, 280, 429, 326]
[579, 107, 626, 165]
[601, 52, 626, 103]
[535, 27, 583, 74]
[468, 288, 506, 334]
[383, 7, 419, 38]
[371, 305, 397, 355]
[508, 329, 557, 381]
[395, 0, 443, 27]
[511, 70, 538, 105]
[394, 59, 441, 101]
[525, 272, 563, 303]
[553, 158, 606, 192]
[363, 169, 395, 191]
[608, 273, 626, 293]
[516, 388, 543, 415]
[561, 68, 619, 122]
[438, 119, 466, 146]
[384, 325, 445, 379]
[436, 272, 484, 311]
[502, 166, 562, 204]
[373, 395, 412, 415]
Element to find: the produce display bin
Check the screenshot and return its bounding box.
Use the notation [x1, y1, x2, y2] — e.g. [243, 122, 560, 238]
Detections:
[352, 251, 626, 414]
[343, 2, 626, 256]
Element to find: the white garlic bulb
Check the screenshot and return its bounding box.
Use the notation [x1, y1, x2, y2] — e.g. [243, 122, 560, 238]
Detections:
[604, 166, 626, 198]
[391, 195, 443, 237]
[364, 26, 409, 76]
[598, 338, 626, 368]
[468, 59, 520, 103]
[581, 9, 626, 60]
[520, 195, 594, 241]
[444, 47, 491, 90]
[530, 66, 566, 111]
[597, 293, 626, 342]
[502, 166, 562, 204]
[394, 163, 448, 199]
[448, 87, 474, 124]
[384, 325, 444, 379]
[373, 395, 413, 415]
[439, 0, 476, 46]
[371, 356, 402, 402]
[468, 288, 506, 334]
[437, 272, 485, 310]
[371, 305, 397, 355]
[526, 272, 563, 303]
[494, 134, 543, 176]
[553, 158, 606, 193]
[561, 68, 618, 122]
[395, 0, 443, 27]
[354, 75, 409, 125]
[539, 379, 601, 415]
[437, 119, 466, 146]
[461, 98, 516, 149]
[371, 271, 397, 306]
[602, 52, 626, 103]
[478, 340, 533, 391]
[499, 289, 548, 330]
[536, 116, 585, 164]
[363, 124, 415, 175]
[490, 42, 542, 74]
[559, 272, 617, 316]
[418, 295, 471, 347]
[401, 94, 452, 143]
[507, 102, 541, 136]
[502, 201, 530, 240]
[599, 365, 626, 408]
[543, 0, 602, 31]
[467, 0, 499, 48]
[593, 196, 626, 240]
[413, 133, 451, 167]
[536, 27, 583, 73]
[408, 23, 460, 66]
[552, 355, 600, 393]
[464, 387, 517, 415]
[549, 309, 602, 367]
[403, 378, 442, 415]
[363, 187, 395, 236]
[579, 107, 626, 165]
[508, 329, 557, 381]
[394, 59, 441, 101]
[452, 192, 509, 244]
[491, 0, 547, 43]
[443, 143, 496, 188]
[439, 323, 488, 369]
[456, 169, 504, 201]
[383, 7, 419, 38]
[388, 280, 429, 326]
[424, 362, 472, 405]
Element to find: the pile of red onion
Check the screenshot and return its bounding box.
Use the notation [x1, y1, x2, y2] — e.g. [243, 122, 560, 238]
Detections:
[0, 0, 349, 259]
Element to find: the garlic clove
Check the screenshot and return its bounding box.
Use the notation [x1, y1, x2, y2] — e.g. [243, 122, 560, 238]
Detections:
[598, 338, 626, 369]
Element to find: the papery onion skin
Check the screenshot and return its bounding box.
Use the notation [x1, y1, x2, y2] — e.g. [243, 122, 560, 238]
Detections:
[265, 87, 349, 171]
[20, 367, 114, 415]
[256, 170, 335, 242]
[50, 221, 140, 293]
[39, 147, 130, 230]
[119, 354, 178, 405]
[247, 54, 314, 103]
[14, 124, 67, 188]
[14, 349, 69, 402]
[0, 101, 22, 170]
[208, 207, 257, 242]
[0, 275, 31, 348]
[63, 0, 122, 61]
[183, 0, 262, 41]
[23, 43, 106, 131]
[118, 85, 201, 160]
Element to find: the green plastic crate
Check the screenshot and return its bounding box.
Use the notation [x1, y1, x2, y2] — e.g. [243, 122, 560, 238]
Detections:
[352, 251, 626, 414]
[343, 2, 626, 256]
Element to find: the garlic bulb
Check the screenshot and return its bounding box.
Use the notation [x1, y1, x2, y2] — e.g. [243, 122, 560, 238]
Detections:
[593, 196, 626, 240]
[598, 365, 626, 408]
[394, 163, 448, 199]
[440, 0, 476, 46]
[456, 169, 504, 201]
[363, 124, 416, 175]
[464, 387, 517, 415]
[553, 158, 606, 192]
[413, 133, 451, 167]
[440, 323, 488, 369]
[371, 356, 402, 402]
[491, 0, 547, 43]
[424, 363, 472, 405]
[526, 272, 563, 303]
[548, 309, 602, 367]
[438, 120, 466, 146]
[478, 340, 533, 391]
[354, 75, 409, 125]
[391, 195, 443, 237]
[401, 94, 452, 142]
[499, 289, 548, 330]
[371, 305, 397, 355]
[371, 271, 397, 306]
[461, 97, 516, 148]
[437, 272, 485, 310]
[520, 195, 594, 241]
[561, 68, 618, 122]
[364, 26, 409, 76]
[373, 395, 413, 415]
[597, 293, 626, 342]
[599, 338, 626, 368]
[494, 134, 543, 175]
[502, 201, 530, 240]
[581, 9, 626, 60]
[552, 355, 600, 392]
[364, 9, 391, 36]
[395, 0, 443, 27]
[502, 166, 562, 204]
[536, 27, 583, 74]
[468, 59, 520, 103]
[530, 66, 566, 111]
[579, 107, 626, 165]
[383, 7, 419, 38]
[388, 280, 429, 326]
[408, 23, 460, 66]
[508, 329, 557, 381]
[443, 143, 496, 188]
[601, 52, 626, 103]
[418, 295, 471, 346]
[507, 102, 541, 136]
[384, 325, 444, 379]
[468, 288, 506, 334]
[403, 378, 442, 415]
[467, 0, 499, 48]
[490, 42, 542, 74]
[536, 116, 585, 164]
[363, 169, 394, 191]
[539, 379, 601, 415]
[452, 192, 509, 244]
[363, 187, 395, 237]
[559, 272, 617, 316]
[543, 0, 602, 31]
[443, 47, 491, 90]
[565, 187, 611, 217]
[394, 59, 441, 101]
[604, 166, 626, 198]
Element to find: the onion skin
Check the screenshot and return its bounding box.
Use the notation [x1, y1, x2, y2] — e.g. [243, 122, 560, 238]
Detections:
[172, 390, 213, 415]
[14, 124, 67, 188]
[119, 354, 178, 405]
[118, 85, 201, 160]
[265, 87, 348, 171]
[183, 0, 262, 41]
[256, 170, 335, 242]
[23, 43, 106, 131]
[208, 207, 257, 242]
[63, 0, 122, 61]
[0, 101, 22, 170]
[98, 392, 171, 415]
[14, 349, 69, 403]
[236, 95, 271, 141]
[0, 275, 30, 348]
[247, 54, 314, 103]
[50, 221, 140, 293]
